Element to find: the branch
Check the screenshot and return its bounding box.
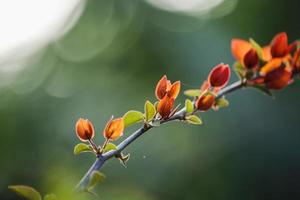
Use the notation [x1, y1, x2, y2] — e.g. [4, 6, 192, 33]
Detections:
[75, 80, 244, 191]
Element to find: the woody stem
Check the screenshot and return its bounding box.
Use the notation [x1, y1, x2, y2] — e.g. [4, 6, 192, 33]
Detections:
[75, 80, 244, 192]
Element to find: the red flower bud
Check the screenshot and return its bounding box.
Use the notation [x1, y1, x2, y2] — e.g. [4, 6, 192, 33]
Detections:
[243, 49, 259, 69]
[196, 93, 216, 111]
[103, 118, 124, 141]
[288, 41, 297, 54]
[75, 118, 95, 142]
[208, 64, 230, 88]
[264, 67, 292, 90]
[157, 95, 174, 119]
[270, 32, 288, 58]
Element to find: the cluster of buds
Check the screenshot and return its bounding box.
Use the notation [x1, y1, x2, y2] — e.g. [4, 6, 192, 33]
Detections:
[71, 31, 299, 193]
[75, 117, 124, 155]
[231, 32, 300, 91]
[195, 64, 231, 111]
[155, 75, 181, 119]
[9, 31, 300, 199]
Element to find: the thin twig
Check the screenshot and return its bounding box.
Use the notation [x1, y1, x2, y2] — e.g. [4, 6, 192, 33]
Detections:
[75, 80, 244, 191]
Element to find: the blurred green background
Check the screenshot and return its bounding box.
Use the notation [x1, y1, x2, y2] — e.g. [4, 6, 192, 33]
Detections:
[1, 0, 300, 199]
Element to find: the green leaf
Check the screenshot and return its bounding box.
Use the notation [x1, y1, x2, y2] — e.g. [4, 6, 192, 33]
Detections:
[215, 97, 229, 108]
[184, 89, 201, 97]
[249, 38, 263, 59]
[123, 110, 144, 127]
[44, 194, 58, 200]
[144, 100, 156, 122]
[102, 143, 117, 153]
[251, 85, 273, 97]
[185, 115, 203, 125]
[73, 143, 93, 155]
[233, 61, 245, 80]
[8, 185, 42, 200]
[185, 99, 194, 114]
[87, 171, 105, 190]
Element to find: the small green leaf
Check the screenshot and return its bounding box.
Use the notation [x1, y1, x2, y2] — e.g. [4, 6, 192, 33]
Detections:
[215, 97, 229, 108]
[144, 100, 156, 122]
[9, 185, 42, 200]
[102, 143, 117, 153]
[184, 89, 201, 97]
[74, 143, 93, 155]
[251, 85, 273, 97]
[185, 115, 203, 125]
[249, 38, 263, 59]
[88, 171, 105, 190]
[185, 99, 194, 114]
[233, 61, 245, 80]
[44, 194, 58, 200]
[123, 110, 144, 127]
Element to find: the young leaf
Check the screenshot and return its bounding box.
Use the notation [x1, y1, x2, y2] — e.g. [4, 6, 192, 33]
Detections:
[144, 100, 156, 122]
[74, 143, 93, 155]
[44, 194, 58, 200]
[249, 38, 263, 59]
[102, 143, 118, 153]
[215, 97, 229, 108]
[251, 85, 273, 97]
[123, 110, 144, 127]
[8, 185, 42, 200]
[87, 171, 105, 191]
[185, 99, 194, 114]
[185, 115, 203, 125]
[233, 61, 245, 80]
[184, 89, 201, 97]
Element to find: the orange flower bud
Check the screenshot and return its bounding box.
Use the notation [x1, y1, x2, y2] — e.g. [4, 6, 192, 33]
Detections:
[155, 75, 180, 100]
[231, 39, 252, 61]
[262, 46, 272, 61]
[270, 32, 288, 58]
[196, 93, 216, 111]
[243, 49, 259, 69]
[167, 81, 181, 99]
[264, 67, 292, 90]
[260, 58, 282, 76]
[208, 63, 230, 88]
[155, 75, 169, 100]
[157, 95, 174, 119]
[103, 118, 124, 141]
[75, 118, 95, 142]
